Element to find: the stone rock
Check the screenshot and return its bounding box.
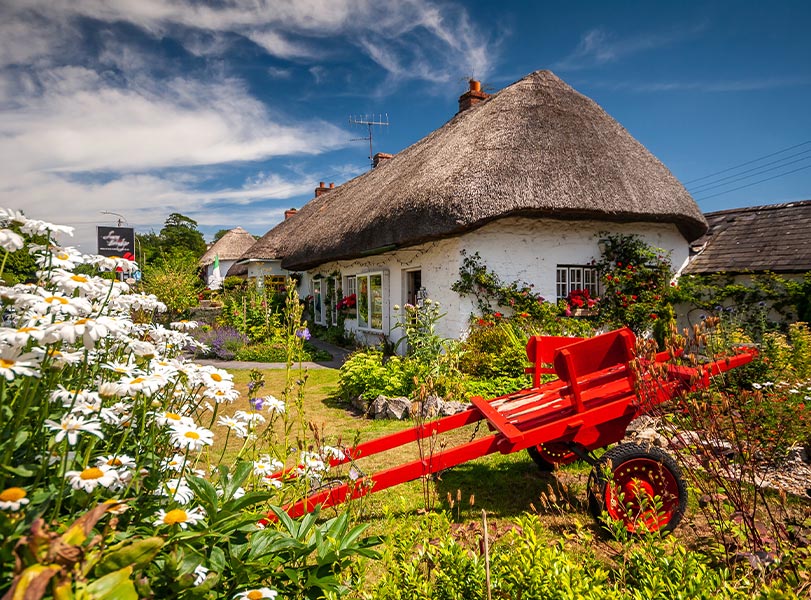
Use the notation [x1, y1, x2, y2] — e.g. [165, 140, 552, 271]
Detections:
[438, 401, 467, 417]
[786, 445, 809, 464]
[629, 428, 668, 448]
[669, 430, 703, 450]
[385, 397, 411, 420]
[419, 395, 442, 418]
[350, 395, 367, 414]
[371, 395, 388, 420]
[625, 415, 659, 434]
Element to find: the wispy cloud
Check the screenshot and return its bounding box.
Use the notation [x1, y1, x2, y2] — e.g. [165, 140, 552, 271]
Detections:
[554, 22, 708, 71]
[584, 76, 811, 93]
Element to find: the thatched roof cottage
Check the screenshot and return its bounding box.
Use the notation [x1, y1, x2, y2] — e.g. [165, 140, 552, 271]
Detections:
[273, 70, 708, 344]
[229, 208, 300, 289]
[198, 226, 256, 289]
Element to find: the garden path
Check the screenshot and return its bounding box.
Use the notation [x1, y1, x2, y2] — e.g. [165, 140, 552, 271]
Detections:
[195, 337, 351, 370]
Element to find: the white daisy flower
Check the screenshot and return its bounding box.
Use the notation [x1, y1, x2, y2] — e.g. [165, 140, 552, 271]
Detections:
[0, 487, 30, 511]
[162, 453, 187, 472]
[252, 455, 283, 476]
[156, 477, 195, 504]
[322, 446, 346, 461]
[96, 454, 136, 470]
[170, 423, 214, 450]
[153, 506, 205, 529]
[45, 414, 104, 445]
[155, 410, 195, 428]
[0, 208, 27, 225]
[170, 320, 198, 331]
[203, 387, 240, 403]
[0, 348, 40, 380]
[50, 270, 104, 295]
[0, 229, 24, 252]
[65, 465, 119, 493]
[264, 396, 285, 415]
[193, 565, 209, 585]
[233, 587, 278, 599]
[234, 410, 265, 426]
[21, 219, 74, 237]
[199, 367, 233, 389]
[217, 415, 248, 438]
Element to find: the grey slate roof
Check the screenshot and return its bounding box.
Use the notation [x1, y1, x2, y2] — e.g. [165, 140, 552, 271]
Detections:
[684, 200, 811, 274]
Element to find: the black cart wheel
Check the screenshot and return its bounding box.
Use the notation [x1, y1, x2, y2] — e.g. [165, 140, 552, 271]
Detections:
[527, 442, 579, 471]
[587, 443, 687, 534]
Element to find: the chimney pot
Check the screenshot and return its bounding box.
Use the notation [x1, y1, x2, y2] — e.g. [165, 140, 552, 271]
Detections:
[329, 182, 335, 188]
[315, 181, 332, 197]
[284, 208, 298, 220]
[458, 79, 489, 114]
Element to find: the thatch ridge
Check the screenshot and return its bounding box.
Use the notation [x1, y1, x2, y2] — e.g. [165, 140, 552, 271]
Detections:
[277, 70, 707, 271]
[198, 227, 256, 267]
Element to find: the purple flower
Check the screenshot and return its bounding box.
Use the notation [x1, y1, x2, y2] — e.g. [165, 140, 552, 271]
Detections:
[296, 327, 311, 341]
[250, 397, 265, 411]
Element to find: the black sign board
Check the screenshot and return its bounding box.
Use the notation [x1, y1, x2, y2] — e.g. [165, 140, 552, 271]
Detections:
[97, 226, 135, 258]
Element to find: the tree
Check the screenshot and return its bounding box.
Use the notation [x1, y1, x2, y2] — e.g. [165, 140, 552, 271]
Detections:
[158, 213, 206, 258]
[212, 229, 230, 243]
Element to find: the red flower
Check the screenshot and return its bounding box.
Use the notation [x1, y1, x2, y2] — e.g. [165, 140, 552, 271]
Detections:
[493, 312, 503, 319]
[519, 312, 530, 318]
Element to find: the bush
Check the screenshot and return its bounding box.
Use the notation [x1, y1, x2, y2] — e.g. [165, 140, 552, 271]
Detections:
[142, 254, 202, 317]
[338, 349, 411, 401]
[460, 321, 528, 378]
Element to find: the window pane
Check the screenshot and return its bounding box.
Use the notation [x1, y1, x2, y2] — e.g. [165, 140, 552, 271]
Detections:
[569, 268, 583, 295]
[313, 279, 322, 324]
[358, 275, 369, 328]
[345, 276, 357, 319]
[556, 267, 567, 300]
[370, 274, 383, 330]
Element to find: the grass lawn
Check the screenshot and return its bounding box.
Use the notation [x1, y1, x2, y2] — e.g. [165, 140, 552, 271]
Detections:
[213, 366, 611, 535]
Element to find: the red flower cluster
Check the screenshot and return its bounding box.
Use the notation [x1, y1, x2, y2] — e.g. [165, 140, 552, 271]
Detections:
[336, 294, 356, 310]
[568, 288, 597, 309]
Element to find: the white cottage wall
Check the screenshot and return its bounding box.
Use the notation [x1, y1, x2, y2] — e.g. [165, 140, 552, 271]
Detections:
[304, 217, 690, 350]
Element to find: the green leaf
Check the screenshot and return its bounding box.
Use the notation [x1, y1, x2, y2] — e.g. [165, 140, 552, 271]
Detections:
[85, 566, 138, 600]
[209, 546, 226, 573]
[1, 463, 35, 477]
[186, 474, 219, 514]
[95, 537, 165, 576]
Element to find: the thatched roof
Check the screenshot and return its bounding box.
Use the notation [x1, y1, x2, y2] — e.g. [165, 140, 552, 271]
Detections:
[277, 70, 707, 272]
[234, 215, 296, 264]
[684, 200, 811, 275]
[225, 261, 248, 278]
[198, 227, 256, 267]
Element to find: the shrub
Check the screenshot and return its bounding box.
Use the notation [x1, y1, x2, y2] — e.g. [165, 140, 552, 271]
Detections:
[338, 349, 410, 401]
[142, 254, 202, 317]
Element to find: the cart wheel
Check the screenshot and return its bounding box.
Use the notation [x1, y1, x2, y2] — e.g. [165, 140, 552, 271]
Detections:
[587, 443, 687, 534]
[527, 442, 579, 471]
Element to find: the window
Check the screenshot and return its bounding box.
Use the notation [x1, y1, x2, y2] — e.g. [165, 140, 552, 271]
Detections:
[357, 272, 384, 331]
[264, 275, 286, 292]
[312, 278, 324, 325]
[556, 265, 599, 300]
[343, 275, 357, 319]
[330, 275, 339, 326]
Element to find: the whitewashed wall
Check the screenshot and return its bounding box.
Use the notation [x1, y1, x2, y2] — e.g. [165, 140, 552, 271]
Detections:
[246, 260, 288, 280]
[303, 217, 690, 350]
[204, 259, 237, 289]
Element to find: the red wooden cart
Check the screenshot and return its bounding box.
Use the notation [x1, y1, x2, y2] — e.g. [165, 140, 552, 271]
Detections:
[276, 327, 756, 533]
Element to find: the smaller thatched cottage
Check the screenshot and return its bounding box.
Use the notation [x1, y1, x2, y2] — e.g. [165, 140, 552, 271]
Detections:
[230, 208, 301, 290]
[198, 227, 256, 289]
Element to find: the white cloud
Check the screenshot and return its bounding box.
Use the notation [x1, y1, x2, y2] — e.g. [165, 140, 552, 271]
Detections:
[584, 76, 811, 93]
[554, 23, 708, 71]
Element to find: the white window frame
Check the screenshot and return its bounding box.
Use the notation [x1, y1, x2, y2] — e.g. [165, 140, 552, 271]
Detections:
[556, 265, 599, 300]
[312, 277, 325, 326]
[343, 275, 357, 319]
[356, 271, 386, 332]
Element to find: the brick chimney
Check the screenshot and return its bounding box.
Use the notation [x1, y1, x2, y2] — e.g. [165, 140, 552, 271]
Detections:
[315, 182, 334, 197]
[284, 208, 298, 220]
[373, 152, 393, 168]
[458, 79, 489, 113]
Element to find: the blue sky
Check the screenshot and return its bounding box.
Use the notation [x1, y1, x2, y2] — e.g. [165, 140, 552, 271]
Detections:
[2, 0, 809, 251]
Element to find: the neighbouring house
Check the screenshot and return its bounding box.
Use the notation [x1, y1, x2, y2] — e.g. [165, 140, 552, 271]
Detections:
[230, 207, 305, 290]
[198, 227, 256, 289]
[682, 199, 811, 324]
[274, 70, 708, 347]
[685, 200, 811, 277]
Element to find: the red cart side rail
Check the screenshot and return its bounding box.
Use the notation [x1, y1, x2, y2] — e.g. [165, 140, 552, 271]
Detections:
[273, 328, 757, 519]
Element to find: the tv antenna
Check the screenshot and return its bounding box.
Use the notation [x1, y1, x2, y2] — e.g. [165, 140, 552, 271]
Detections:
[349, 113, 389, 168]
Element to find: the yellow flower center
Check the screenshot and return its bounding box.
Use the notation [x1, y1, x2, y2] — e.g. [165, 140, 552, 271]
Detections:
[17, 327, 36, 333]
[80, 467, 104, 480]
[75, 318, 89, 324]
[56, 252, 69, 260]
[0, 359, 15, 368]
[165, 412, 181, 420]
[0, 487, 26, 502]
[71, 275, 88, 283]
[163, 509, 188, 525]
[106, 458, 123, 466]
[210, 373, 223, 382]
[184, 431, 201, 440]
[130, 377, 145, 385]
[247, 592, 264, 600]
[46, 296, 69, 305]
